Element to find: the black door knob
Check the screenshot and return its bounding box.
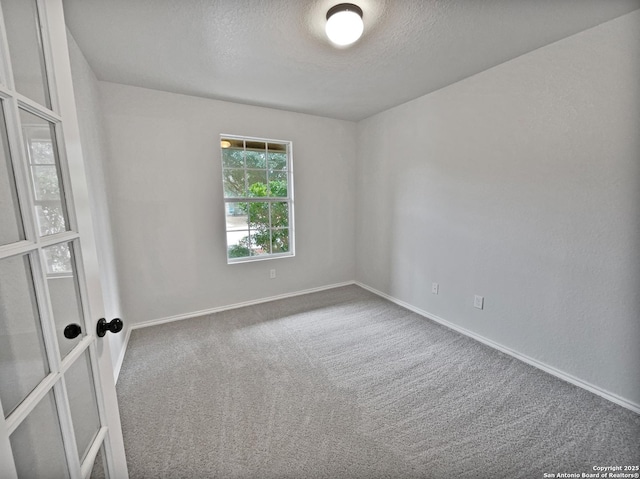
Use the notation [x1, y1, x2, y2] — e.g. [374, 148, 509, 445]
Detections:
[97, 318, 123, 337]
[63, 323, 82, 339]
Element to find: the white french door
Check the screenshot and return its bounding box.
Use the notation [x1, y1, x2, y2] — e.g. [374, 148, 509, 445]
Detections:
[0, 0, 128, 478]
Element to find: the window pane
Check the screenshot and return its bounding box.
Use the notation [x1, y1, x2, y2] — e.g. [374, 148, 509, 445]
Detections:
[271, 202, 289, 228]
[246, 141, 266, 150]
[267, 142, 287, 153]
[67, 350, 101, 462]
[20, 109, 68, 236]
[249, 227, 270, 255]
[268, 171, 288, 197]
[44, 242, 85, 359]
[2, 0, 51, 108]
[247, 170, 267, 196]
[221, 148, 244, 168]
[222, 169, 246, 197]
[247, 202, 270, 255]
[0, 102, 24, 246]
[267, 151, 287, 170]
[10, 391, 70, 479]
[227, 231, 250, 259]
[271, 228, 289, 253]
[248, 202, 269, 226]
[221, 138, 243, 150]
[0, 254, 49, 417]
[244, 152, 267, 168]
[226, 203, 251, 258]
[225, 202, 248, 231]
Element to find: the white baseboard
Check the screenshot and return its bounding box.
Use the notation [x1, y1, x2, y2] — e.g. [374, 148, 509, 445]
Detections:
[355, 281, 640, 415]
[113, 326, 131, 384]
[131, 281, 356, 331]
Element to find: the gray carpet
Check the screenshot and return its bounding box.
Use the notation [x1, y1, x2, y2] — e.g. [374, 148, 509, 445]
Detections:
[117, 285, 639, 478]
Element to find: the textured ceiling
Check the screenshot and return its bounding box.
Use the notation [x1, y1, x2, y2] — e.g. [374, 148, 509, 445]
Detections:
[62, 0, 639, 121]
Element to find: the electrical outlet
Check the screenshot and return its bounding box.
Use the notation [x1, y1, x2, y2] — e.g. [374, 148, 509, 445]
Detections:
[431, 283, 439, 295]
[474, 295, 484, 310]
[270, 269, 276, 279]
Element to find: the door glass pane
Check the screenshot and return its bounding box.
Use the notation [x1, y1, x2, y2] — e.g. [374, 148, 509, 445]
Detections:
[44, 242, 85, 358]
[90, 445, 107, 479]
[66, 350, 101, 462]
[2, 0, 51, 108]
[0, 103, 24, 245]
[10, 391, 70, 479]
[19, 108, 68, 236]
[0, 254, 49, 417]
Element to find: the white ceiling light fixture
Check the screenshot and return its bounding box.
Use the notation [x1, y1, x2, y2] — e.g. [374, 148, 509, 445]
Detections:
[325, 3, 364, 47]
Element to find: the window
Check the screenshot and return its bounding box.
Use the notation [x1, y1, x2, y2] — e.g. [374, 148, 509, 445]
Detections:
[220, 135, 294, 263]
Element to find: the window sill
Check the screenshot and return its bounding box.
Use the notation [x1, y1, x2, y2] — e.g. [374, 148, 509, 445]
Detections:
[227, 252, 295, 265]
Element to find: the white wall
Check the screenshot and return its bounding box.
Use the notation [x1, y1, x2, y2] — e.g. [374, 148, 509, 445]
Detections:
[356, 11, 640, 406]
[98, 83, 357, 324]
[68, 33, 127, 373]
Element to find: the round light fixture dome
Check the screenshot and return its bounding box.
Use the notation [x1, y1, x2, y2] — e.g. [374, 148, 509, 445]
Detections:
[325, 3, 363, 46]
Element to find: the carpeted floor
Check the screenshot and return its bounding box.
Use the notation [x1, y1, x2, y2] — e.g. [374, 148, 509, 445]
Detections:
[117, 285, 639, 478]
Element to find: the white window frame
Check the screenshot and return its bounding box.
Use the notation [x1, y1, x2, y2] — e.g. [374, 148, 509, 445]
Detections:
[220, 134, 295, 264]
